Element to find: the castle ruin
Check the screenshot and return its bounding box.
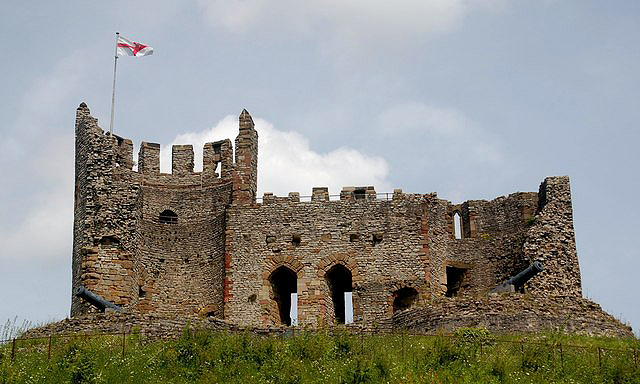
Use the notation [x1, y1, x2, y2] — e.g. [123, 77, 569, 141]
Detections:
[63, 103, 632, 337]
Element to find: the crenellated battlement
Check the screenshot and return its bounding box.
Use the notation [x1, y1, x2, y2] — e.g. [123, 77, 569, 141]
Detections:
[258, 185, 461, 206]
[74, 103, 257, 190]
[259, 186, 432, 204]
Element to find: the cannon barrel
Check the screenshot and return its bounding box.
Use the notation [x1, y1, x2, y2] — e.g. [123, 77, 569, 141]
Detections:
[74, 286, 122, 312]
[506, 261, 544, 288]
[490, 261, 543, 294]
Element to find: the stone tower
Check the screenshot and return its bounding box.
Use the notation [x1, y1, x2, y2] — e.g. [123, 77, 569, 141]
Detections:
[71, 103, 257, 318]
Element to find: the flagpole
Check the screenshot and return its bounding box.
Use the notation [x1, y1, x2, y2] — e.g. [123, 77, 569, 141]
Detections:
[109, 32, 120, 135]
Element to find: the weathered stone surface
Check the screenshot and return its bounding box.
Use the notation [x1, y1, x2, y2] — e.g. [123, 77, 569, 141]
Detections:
[66, 103, 631, 337]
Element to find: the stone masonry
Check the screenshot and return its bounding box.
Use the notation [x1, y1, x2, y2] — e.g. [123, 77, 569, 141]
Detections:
[68, 103, 633, 337]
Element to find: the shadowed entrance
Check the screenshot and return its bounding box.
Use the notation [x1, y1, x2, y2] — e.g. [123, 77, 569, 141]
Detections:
[393, 287, 418, 313]
[326, 264, 353, 324]
[269, 266, 297, 325]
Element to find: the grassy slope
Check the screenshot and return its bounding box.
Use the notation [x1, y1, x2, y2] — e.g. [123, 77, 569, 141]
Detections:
[1, 328, 639, 383]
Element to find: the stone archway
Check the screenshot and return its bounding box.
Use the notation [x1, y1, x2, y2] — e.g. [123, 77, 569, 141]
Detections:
[268, 266, 297, 325]
[325, 264, 353, 324]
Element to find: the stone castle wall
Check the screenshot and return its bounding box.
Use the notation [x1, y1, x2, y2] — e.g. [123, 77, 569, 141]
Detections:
[224, 193, 433, 327]
[69, 102, 625, 337]
[224, 179, 579, 328]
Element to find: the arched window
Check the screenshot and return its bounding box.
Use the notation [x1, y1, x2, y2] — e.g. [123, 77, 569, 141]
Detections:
[325, 264, 353, 324]
[453, 212, 462, 239]
[269, 266, 297, 326]
[393, 287, 418, 313]
[159, 209, 178, 224]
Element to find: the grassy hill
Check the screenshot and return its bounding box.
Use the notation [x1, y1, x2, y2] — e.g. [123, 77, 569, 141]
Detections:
[1, 327, 639, 383]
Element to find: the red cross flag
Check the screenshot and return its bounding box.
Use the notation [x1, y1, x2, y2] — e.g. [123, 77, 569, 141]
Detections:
[116, 35, 153, 57]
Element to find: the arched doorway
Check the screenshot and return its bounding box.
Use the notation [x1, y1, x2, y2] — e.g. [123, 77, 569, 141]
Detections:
[325, 264, 353, 324]
[269, 266, 297, 325]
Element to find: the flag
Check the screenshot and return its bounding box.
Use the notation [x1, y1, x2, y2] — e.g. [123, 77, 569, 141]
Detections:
[116, 35, 154, 57]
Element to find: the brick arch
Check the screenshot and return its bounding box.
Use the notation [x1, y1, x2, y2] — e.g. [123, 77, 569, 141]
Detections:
[389, 281, 419, 293]
[261, 255, 304, 326]
[316, 254, 363, 324]
[316, 254, 361, 283]
[264, 254, 304, 278]
[387, 281, 423, 317]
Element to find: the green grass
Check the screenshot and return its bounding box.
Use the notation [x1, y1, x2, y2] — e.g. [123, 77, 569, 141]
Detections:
[1, 327, 639, 383]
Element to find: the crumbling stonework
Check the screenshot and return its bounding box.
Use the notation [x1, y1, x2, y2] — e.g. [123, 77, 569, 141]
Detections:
[68, 103, 632, 337]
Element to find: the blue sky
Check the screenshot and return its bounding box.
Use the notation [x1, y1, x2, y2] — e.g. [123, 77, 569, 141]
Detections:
[0, 1, 638, 336]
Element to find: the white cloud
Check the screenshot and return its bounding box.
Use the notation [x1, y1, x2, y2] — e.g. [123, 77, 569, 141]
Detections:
[196, 0, 506, 53]
[162, 114, 391, 196]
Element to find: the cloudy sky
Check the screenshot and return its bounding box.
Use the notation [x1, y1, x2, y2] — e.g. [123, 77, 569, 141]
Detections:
[1, 1, 638, 336]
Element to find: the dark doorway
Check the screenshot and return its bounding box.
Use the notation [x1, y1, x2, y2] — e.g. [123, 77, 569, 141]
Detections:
[325, 264, 353, 324]
[445, 266, 467, 297]
[269, 266, 297, 325]
[393, 287, 418, 313]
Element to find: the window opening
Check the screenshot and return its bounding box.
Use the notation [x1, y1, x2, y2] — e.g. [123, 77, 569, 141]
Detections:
[445, 266, 467, 297]
[393, 287, 418, 313]
[269, 266, 297, 326]
[372, 233, 383, 245]
[453, 212, 462, 239]
[354, 188, 366, 200]
[325, 264, 353, 324]
[344, 292, 354, 324]
[290, 293, 298, 326]
[350, 234, 359, 242]
[159, 209, 178, 224]
[97, 235, 120, 247]
[292, 234, 301, 246]
[138, 285, 146, 298]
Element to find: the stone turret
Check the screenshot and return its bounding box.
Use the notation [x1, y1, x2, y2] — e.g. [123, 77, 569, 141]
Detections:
[232, 109, 258, 204]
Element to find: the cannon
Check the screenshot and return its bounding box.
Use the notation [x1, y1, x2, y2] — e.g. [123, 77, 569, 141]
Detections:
[490, 261, 543, 294]
[74, 285, 122, 312]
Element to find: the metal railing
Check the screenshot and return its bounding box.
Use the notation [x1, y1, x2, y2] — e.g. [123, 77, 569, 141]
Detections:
[255, 192, 396, 203]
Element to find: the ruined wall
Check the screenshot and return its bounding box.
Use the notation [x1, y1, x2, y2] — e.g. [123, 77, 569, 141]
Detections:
[428, 192, 540, 301]
[224, 191, 433, 327]
[392, 296, 633, 338]
[524, 176, 582, 297]
[224, 179, 582, 329]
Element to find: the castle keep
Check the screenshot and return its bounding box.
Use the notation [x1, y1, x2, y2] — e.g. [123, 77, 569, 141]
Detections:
[67, 103, 632, 336]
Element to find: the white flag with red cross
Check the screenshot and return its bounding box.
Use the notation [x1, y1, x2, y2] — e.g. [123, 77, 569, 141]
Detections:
[116, 35, 153, 57]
